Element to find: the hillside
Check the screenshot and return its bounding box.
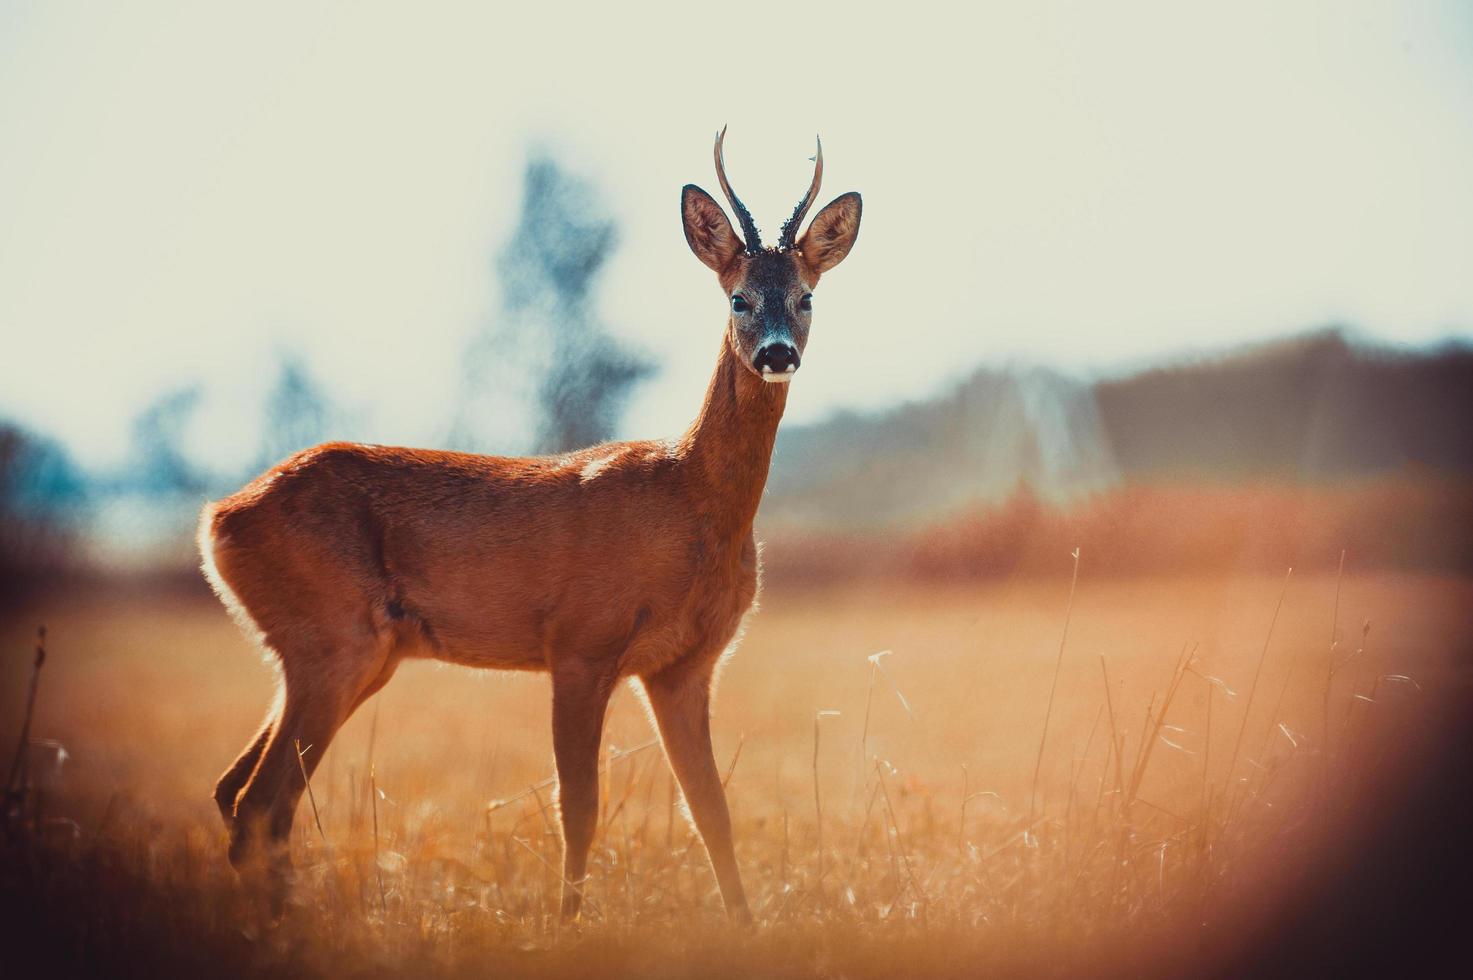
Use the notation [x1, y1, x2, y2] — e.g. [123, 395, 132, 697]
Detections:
[763, 329, 1473, 529]
[1095, 329, 1473, 478]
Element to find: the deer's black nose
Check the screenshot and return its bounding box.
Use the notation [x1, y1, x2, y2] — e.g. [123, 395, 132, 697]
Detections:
[754, 343, 800, 376]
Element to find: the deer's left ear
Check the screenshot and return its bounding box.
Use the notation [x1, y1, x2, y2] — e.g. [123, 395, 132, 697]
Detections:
[797, 192, 862, 275]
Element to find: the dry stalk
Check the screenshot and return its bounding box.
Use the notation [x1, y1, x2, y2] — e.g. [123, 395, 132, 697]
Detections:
[370, 764, 386, 914]
[293, 739, 329, 847]
[958, 763, 969, 853]
[1126, 643, 1194, 809]
[1100, 655, 1126, 807]
[1321, 548, 1347, 792]
[813, 710, 840, 891]
[875, 759, 927, 919]
[1224, 567, 1293, 799]
[721, 733, 745, 789]
[1065, 704, 1104, 871]
[3, 626, 47, 827]
[361, 700, 379, 824]
[1030, 548, 1081, 824]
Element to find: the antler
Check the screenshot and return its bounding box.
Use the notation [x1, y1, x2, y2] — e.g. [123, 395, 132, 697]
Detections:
[714, 126, 763, 254]
[778, 136, 823, 251]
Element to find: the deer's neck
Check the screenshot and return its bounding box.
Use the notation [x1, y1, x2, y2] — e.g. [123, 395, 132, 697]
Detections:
[680, 334, 788, 535]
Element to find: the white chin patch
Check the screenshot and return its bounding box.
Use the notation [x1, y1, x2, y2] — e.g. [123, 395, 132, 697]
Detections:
[759, 365, 797, 383]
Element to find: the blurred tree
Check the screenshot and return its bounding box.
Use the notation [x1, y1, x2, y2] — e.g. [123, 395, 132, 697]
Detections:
[258, 351, 334, 468]
[0, 423, 88, 601]
[128, 386, 207, 495]
[451, 155, 654, 454]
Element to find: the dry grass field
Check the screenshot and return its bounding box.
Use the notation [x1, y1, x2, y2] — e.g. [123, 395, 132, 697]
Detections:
[2, 567, 1471, 977]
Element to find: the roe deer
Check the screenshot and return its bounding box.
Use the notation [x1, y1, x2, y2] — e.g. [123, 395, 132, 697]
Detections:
[200, 129, 861, 921]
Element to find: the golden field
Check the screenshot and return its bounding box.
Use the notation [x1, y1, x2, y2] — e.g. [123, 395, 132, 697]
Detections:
[2, 567, 1471, 977]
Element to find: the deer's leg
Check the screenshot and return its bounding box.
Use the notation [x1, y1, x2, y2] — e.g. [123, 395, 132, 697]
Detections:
[551, 662, 617, 920]
[214, 709, 277, 829]
[229, 638, 392, 875]
[642, 659, 752, 922]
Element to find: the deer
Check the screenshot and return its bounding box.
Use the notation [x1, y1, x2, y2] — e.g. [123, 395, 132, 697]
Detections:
[199, 129, 861, 922]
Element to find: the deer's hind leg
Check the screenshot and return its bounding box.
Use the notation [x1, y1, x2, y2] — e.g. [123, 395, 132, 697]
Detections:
[228, 625, 396, 877]
[215, 656, 392, 831]
[214, 707, 278, 829]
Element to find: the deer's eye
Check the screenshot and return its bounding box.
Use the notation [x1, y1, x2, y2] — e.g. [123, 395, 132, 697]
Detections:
[731, 294, 750, 314]
[799, 293, 813, 312]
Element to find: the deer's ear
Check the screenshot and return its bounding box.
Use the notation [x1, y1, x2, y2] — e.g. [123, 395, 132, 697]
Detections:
[682, 185, 744, 272]
[797, 192, 862, 275]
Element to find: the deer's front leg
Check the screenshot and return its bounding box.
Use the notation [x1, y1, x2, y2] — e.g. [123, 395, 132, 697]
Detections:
[551, 661, 616, 921]
[642, 659, 752, 922]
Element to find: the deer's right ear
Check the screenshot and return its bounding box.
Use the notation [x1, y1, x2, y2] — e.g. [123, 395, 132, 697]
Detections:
[682, 185, 744, 273]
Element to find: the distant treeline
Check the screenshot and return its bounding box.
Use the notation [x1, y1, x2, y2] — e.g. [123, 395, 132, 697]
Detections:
[1095, 330, 1473, 479]
[766, 330, 1473, 528]
[762, 475, 1473, 585]
[0, 424, 87, 601]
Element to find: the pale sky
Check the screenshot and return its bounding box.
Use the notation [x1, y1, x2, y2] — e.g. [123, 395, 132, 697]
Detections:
[2, 1, 1471, 472]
